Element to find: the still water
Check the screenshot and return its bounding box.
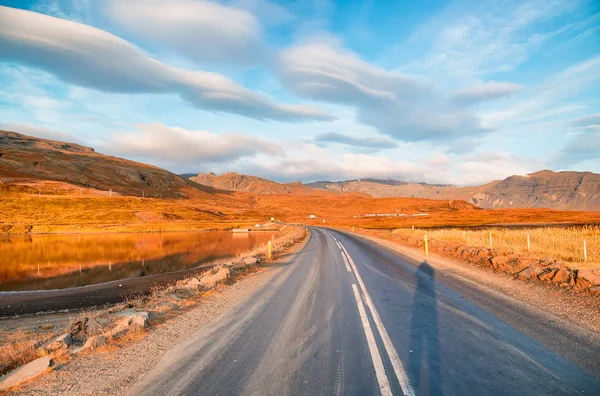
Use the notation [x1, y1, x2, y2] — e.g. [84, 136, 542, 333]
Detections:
[0, 231, 275, 292]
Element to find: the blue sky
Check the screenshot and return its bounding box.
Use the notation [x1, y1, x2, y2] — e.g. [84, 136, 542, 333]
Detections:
[0, 0, 598, 185]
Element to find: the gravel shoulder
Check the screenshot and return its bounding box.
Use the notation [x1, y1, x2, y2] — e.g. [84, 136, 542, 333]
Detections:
[8, 266, 286, 395]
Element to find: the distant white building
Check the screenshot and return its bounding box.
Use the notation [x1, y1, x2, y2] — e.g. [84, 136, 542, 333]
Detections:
[308, 214, 317, 219]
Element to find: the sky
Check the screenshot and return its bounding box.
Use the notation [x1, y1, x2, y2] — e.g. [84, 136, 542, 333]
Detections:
[0, 0, 599, 186]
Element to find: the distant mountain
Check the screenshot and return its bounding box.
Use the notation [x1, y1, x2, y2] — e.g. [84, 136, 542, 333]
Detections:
[309, 171, 600, 211]
[190, 172, 329, 196]
[0, 130, 215, 198]
[307, 179, 456, 199]
[458, 170, 600, 211]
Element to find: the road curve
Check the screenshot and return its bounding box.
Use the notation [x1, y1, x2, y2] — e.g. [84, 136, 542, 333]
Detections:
[131, 227, 600, 396]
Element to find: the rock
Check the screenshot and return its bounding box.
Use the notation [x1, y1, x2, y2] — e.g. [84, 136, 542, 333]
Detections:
[176, 277, 201, 289]
[514, 266, 544, 280]
[539, 269, 557, 282]
[489, 255, 511, 270]
[551, 268, 571, 284]
[68, 317, 88, 336]
[0, 356, 52, 391]
[109, 311, 149, 338]
[577, 270, 600, 287]
[231, 256, 258, 268]
[85, 318, 105, 336]
[41, 333, 72, 353]
[590, 285, 600, 294]
[199, 267, 230, 289]
[108, 302, 132, 314]
[83, 335, 107, 351]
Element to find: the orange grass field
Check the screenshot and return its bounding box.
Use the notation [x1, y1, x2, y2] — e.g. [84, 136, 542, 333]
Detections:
[2, 181, 600, 235]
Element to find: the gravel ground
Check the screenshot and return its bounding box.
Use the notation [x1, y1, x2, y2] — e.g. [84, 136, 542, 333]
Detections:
[9, 267, 283, 395]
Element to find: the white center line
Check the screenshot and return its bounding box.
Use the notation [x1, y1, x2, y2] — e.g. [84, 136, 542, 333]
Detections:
[351, 284, 392, 396]
[340, 250, 352, 273]
[340, 242, 415, 396]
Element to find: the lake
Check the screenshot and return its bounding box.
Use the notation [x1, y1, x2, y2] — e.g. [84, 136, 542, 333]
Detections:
[0, 231, 276, 292]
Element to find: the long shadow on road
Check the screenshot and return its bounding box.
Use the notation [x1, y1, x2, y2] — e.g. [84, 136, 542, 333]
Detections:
[409, 261, 443, 396]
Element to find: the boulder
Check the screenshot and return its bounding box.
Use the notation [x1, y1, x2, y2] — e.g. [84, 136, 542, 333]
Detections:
[68, 317, 88, 336]
[83, 335, 107, 351]
[108, 302, 132, 313]
[176, 277, 201, 289]
[539, 269, 557, 282]
[589, 285, 600, 294]
[577, 270, 600, 287]
[0, 356, 52, 391]
[231, 256, 258, 268]
[85, 318, 105, 336]
[199, 267, 230, 289]
[514, 266, 544, 280]
[489, 255, 512, 271]
[109, 311, 149, 338]
[41, 333, 72, 353]
[551, 268, 571, 284]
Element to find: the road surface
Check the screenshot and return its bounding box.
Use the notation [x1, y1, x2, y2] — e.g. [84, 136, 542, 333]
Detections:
[131, 227, 600, 396]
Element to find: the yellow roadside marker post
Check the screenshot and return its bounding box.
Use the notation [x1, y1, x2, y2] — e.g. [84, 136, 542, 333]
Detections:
[267, 241, 272, 261]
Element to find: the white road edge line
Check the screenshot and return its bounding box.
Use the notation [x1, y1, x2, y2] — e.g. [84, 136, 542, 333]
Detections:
[351, 284, 393, 396]
[341, 242, 415, 396]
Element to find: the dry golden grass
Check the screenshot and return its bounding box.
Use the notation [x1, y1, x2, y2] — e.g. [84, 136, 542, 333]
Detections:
[390, 225, 600, 269]
[0, 330, 55, 375]
[3, 179, 600, 236]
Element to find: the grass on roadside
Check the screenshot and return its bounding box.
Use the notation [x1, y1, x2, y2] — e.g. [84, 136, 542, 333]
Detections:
[390, 225, 599, 269]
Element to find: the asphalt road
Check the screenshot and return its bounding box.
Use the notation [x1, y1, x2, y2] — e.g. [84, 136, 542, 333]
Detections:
[131, 227, 600, 396]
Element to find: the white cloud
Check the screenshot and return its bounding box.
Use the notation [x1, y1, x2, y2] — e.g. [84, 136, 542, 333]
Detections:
[105, 0, 266, 65]
[453, 81, 523, 104]
[102, 123, 283, 165]
[0, 6, 331, 122]
[314, 132, 398, 149]
[277, 41, 488, 142]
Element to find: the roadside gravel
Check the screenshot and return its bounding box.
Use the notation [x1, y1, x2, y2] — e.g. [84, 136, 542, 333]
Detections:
[10, 267, 283, 395]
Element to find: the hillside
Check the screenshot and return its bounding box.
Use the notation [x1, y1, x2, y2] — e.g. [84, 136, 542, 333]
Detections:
[308, 171, 600, 211]
[0, 130, 214, 199]
[191, 172, 330, 196]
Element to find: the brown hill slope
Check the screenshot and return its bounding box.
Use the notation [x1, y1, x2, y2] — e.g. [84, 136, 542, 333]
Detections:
[0, 130, 215, 198]
[191, 172, 331, 196]
[308, 171, 600, 211]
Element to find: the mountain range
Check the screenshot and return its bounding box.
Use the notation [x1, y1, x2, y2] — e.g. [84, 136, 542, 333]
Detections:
[1, 129, 598, 211]
[191, 170, 600, 211]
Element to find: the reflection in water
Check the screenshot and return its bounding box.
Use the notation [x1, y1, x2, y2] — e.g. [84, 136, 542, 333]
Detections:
[409, 262, 443, 395]
[0, 231, 275, 291]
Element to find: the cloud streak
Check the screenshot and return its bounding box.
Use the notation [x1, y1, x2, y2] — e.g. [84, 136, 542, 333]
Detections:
[103, 123, 283, 164]
[453, 81, 523, 104]
[105, 0, 267, 65]
[315, 132, 398, 149]
[0, 6, 331, 122]
[277, 41, 488, 142]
